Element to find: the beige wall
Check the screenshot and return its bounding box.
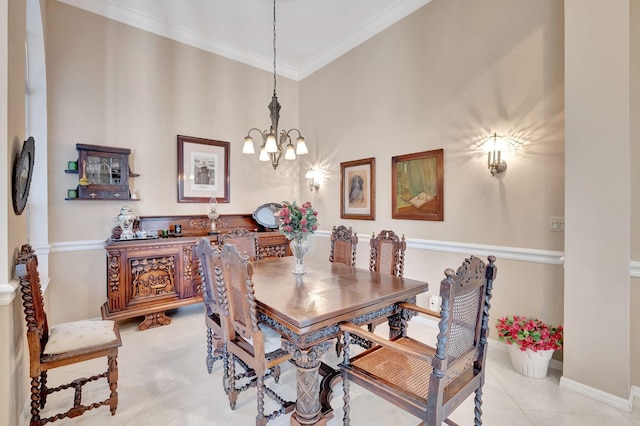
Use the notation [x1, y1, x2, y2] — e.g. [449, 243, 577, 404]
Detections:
[1, 0, 29, 424]
[45, 0, 304, 322]
[631, 0, 640, 386]
[1, 1, 635, 423]
[301, 0, 565, 326]
[565, 0, 631, 399]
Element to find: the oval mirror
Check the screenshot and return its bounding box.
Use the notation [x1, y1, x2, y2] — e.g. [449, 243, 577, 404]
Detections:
[253, 203, 282, 229]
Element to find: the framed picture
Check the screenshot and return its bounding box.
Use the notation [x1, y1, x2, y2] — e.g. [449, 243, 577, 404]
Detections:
[392, 149, 443, 221]
[177, 135, 230, 203]
[340, 157, 375, 220]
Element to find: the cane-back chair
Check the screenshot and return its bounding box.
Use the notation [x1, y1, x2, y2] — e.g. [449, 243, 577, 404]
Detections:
[369, 229, 406, 277]
[219, 227, 259, 260]
[364, 229, 407, 334]
[329, 225, 358, 266]
[194, 237, 226, 375]
[340, 255, 498, 426]
[218, 244, 294, 425]
[16, 244, 122, 426]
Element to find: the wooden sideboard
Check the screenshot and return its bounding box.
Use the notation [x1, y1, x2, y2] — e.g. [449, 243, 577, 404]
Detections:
[102, 214, 289, 330]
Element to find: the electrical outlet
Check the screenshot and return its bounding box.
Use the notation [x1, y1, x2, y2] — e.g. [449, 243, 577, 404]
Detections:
[549, 217, 565, 232]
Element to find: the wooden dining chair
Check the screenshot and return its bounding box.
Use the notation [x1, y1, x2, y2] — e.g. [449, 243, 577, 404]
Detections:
[329, 225, 358, 266]
[340, 255, 498, 426]
[218, 243, 295, 425]
[15, 244, 122, 426]
[363, 229, 407, 334]
[369, 229, 406, 277]
[218, 227, 259, 260]
[195, 238, 257, 395]
[194, 238, 226, 375]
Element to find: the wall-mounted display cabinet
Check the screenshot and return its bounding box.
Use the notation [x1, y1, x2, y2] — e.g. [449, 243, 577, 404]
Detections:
[65, 144, 139, 200]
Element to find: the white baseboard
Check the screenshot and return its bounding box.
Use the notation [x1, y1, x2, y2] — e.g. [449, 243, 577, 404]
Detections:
[634, 385, 640, 398]
[559, 376, 635, 413]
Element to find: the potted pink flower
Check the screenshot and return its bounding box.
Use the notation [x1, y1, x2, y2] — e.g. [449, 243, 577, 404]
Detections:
[495, 315, 563, 378]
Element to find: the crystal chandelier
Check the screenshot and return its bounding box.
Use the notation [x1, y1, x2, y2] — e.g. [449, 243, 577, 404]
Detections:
[242, 0, 308, 170]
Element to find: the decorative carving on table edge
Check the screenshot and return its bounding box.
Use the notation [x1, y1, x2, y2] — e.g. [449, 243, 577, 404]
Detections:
[257, 301, 411, 347]
[281, 340, 332, 369]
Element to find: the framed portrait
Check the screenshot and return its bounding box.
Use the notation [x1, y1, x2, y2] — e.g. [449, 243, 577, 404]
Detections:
[177, 135, 230, 203]
[340, 157, 375, 220]
[392, 149, 443, 221]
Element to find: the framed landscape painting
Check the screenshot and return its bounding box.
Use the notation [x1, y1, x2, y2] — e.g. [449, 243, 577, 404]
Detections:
[340, 157, 375, 220]
[392, 149, 443, 221]
[177, 135, 230, 203]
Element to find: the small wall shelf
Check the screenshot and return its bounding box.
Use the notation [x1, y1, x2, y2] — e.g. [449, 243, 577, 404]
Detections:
[65, 144, 139, 201]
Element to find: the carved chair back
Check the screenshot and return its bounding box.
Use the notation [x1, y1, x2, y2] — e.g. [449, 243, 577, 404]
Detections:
[219, 243, 267, 374]
[429, 255, 497, 414]
[195, 237, 222, 320]
[329, 225, 358, 266]
[369, 230, 406, 277]
[340, 255, 498, 425]
[219, 227, 259, 261]
[16, 244, 122, 425]
[16, 245, 49, 372]
[218, 243, 293, 424]
[194, 237, 227, 374]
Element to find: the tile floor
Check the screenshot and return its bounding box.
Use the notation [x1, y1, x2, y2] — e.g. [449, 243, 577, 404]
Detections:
[37, 304, 640, 426]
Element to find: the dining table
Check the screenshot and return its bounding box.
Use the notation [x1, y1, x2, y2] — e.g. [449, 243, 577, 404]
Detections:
[251, 255, 429, 425]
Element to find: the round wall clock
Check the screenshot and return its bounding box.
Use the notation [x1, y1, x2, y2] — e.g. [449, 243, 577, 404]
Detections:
[12, 137, 35, 215]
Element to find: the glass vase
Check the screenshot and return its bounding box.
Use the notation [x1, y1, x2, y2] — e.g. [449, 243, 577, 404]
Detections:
[290, 235, 309, 275]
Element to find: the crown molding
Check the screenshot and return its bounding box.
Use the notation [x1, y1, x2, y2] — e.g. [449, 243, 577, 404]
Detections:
[56, 0, 432, 81]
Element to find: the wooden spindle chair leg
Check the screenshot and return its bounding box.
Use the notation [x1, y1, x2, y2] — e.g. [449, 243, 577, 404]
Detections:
[222, 346, 230, 394]
[39, 371, 48, 409]
[30, 375, 42, 426]
[342, 331, 351, 426]
[228, 351, 238, 410]
[256, 375, 266, 426]
[273, 365, 281, 383]
[474, 386, 484, 425]
[206, 327, 214, 373]
[108, 351, 119, 415]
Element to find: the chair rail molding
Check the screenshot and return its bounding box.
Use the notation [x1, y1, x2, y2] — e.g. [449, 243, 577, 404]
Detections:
[50, 239, 106, 252]
[315, 230, 564, 265]
[0, 280, 19, 306]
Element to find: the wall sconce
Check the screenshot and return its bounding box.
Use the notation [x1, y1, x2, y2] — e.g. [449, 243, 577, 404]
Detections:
[305, 169, 323, 192]
[483, 133, 508, 176]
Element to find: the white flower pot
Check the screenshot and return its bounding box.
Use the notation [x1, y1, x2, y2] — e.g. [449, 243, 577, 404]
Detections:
[508, 345, 554, 379]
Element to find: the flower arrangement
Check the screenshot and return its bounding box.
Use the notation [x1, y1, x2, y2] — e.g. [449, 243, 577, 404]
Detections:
[278, 201, 319, 240]
[495, 315, 563, 352]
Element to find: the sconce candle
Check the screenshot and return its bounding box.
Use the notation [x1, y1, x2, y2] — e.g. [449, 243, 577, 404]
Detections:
[305, 169, 324, 192]
[484, 133, 508, 177]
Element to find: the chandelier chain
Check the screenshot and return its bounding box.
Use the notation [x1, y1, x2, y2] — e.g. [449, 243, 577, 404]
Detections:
[272, 0, 277, 96]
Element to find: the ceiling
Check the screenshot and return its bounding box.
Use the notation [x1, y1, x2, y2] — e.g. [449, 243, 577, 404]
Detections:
[57, 0, 432, 81]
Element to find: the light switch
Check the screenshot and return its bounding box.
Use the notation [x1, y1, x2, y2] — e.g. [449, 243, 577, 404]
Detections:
[549, 217, 565, 232]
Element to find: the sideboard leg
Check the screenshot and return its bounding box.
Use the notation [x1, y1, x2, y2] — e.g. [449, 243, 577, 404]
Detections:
[138, 312, 171, 330]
